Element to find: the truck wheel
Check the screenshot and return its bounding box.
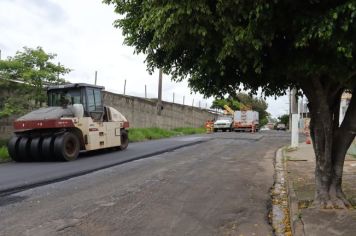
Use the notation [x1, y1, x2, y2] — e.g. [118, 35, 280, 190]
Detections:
[54, 132, 80, 161]
[8, 136, 21, 162]
[30, 137, 43, 161]
[18, 137, 31, 162]
[42, 136, 55, 161]
[213, 128, 218, 132]
[120, 130, 128, 150]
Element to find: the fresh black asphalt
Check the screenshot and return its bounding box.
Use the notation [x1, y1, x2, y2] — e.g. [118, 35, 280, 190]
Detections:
[0, 135, 212, 196]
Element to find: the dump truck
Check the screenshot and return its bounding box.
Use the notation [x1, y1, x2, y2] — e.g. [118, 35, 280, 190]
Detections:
[233, 110, 259, 132]
[8, 83, 129, 162]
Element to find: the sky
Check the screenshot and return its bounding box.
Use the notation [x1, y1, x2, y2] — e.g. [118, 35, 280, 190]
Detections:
[0, 0, 289, 118]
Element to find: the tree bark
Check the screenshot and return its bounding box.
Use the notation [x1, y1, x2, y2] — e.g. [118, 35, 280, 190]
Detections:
[303, 79, 355, 209]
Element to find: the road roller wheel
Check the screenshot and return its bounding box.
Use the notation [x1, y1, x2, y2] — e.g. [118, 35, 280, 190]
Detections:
[42, 136, 55, 161]
[17, 137, 32, 162]
[8, 136, 21, 162]
[30, 137, 43, 161]
[119, 130, 128, 150]
[54, 132, 80, 161]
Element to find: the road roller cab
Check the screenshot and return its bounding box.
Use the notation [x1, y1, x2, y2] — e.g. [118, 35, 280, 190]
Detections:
[8, 83, 129, 162]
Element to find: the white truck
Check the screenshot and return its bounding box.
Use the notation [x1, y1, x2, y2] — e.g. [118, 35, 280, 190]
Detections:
[233, 110, 259, 132]
[213, 116, 233, 132]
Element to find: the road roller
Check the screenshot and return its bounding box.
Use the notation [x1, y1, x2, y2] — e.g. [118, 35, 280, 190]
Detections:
[8, 83, 129, 161]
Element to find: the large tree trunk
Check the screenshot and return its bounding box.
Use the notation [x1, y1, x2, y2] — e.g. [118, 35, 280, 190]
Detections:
[303, 79, 356, 209]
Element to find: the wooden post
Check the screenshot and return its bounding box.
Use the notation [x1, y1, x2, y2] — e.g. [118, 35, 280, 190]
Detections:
[157, 69, 163, 115]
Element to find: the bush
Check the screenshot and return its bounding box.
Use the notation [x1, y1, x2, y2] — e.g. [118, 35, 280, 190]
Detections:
[0, 146, 10, 162]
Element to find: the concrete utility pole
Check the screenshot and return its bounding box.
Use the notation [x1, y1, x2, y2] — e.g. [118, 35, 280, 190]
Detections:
[291, 88, 299, 148]
[145, 85, 147, 98]
[183, 96, 185, 105]
[94, 71, 98, 85]
[157, 69, 163, 115]
[124, 79, 126, 95]
[173, 92, 175, 103]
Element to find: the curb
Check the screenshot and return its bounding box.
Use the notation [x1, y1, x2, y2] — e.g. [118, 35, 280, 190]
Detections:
[284, 149, 305, 236]
[271, 147, 292, 235]
[272, 146, 306, 236]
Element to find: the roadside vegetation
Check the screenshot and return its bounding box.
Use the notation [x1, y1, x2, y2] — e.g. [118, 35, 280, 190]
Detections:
[0, 139, 9, 162]
[129, 127, 205, 142]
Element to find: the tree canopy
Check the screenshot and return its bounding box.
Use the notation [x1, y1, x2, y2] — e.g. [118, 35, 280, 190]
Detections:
[105, 0, 356, 208]
[278, 114, 289, 126]
[104, 0, 356, 96]
[0, 47, 70, 117]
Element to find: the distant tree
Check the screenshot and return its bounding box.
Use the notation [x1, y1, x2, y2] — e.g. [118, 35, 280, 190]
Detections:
[0, 47, 70, 117]
[105, 1, 356, 208]
[210, 98, 240, 111]
[278, 114, 290, 126]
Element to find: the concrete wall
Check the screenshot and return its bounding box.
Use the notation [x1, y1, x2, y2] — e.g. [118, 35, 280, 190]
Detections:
[0, 91, 216, 140]
[102, 91, 215, 129]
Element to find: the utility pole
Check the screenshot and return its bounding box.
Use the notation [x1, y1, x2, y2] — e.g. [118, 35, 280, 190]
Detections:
[289, 89, 292, 131]
[157, 69, 163, 115]
[173, 92, 175, 103]
[57, 62, 60, 80]
[124, 79, 126, 95]
[192, 98, 194, 107]
[291, 88, 299, 148]
[145, 85, 147, 98]
[94, 71, 98, 85]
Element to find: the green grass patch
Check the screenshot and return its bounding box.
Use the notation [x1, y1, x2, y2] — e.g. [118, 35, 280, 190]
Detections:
[128, 127, 205, 142]
[0, 146, 10, 162]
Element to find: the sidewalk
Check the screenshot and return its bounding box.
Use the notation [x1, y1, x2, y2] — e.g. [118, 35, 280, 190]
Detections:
[285, 143, 356, 236]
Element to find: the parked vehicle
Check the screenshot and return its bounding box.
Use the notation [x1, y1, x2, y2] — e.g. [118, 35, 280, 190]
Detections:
[233, 110, 259, 132]
[8, 83, 129, 162]
[213, 116, 233, 132]
[276, 123, 287, 131]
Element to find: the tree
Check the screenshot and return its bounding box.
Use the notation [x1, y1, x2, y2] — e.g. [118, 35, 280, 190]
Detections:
[210, 98, 240, 110]
[0, 47, 70, 117]
[278, 114, 290, 126]
[105, 1, 356, 208]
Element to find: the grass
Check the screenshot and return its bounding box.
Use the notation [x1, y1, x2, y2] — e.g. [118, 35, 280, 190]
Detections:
[128, 127, 205, 142]
[0, 146, 10, 162]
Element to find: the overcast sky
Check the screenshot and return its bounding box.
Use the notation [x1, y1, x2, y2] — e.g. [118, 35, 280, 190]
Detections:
[0, 0, 289, 118]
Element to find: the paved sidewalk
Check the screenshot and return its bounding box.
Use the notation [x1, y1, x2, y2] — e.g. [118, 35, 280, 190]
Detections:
[285, 143, 356, 236]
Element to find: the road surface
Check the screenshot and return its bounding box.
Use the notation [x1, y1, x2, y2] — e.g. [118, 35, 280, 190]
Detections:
[0, 135, 211, 195]
[0, 131, 290, 236]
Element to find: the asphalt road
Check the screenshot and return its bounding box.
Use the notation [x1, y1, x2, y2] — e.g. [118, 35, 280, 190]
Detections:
[0, 135, 211, 195]
[0, 130, 290, 236]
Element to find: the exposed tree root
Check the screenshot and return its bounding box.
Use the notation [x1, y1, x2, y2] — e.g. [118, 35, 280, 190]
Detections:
[312, 194, 352, 209]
